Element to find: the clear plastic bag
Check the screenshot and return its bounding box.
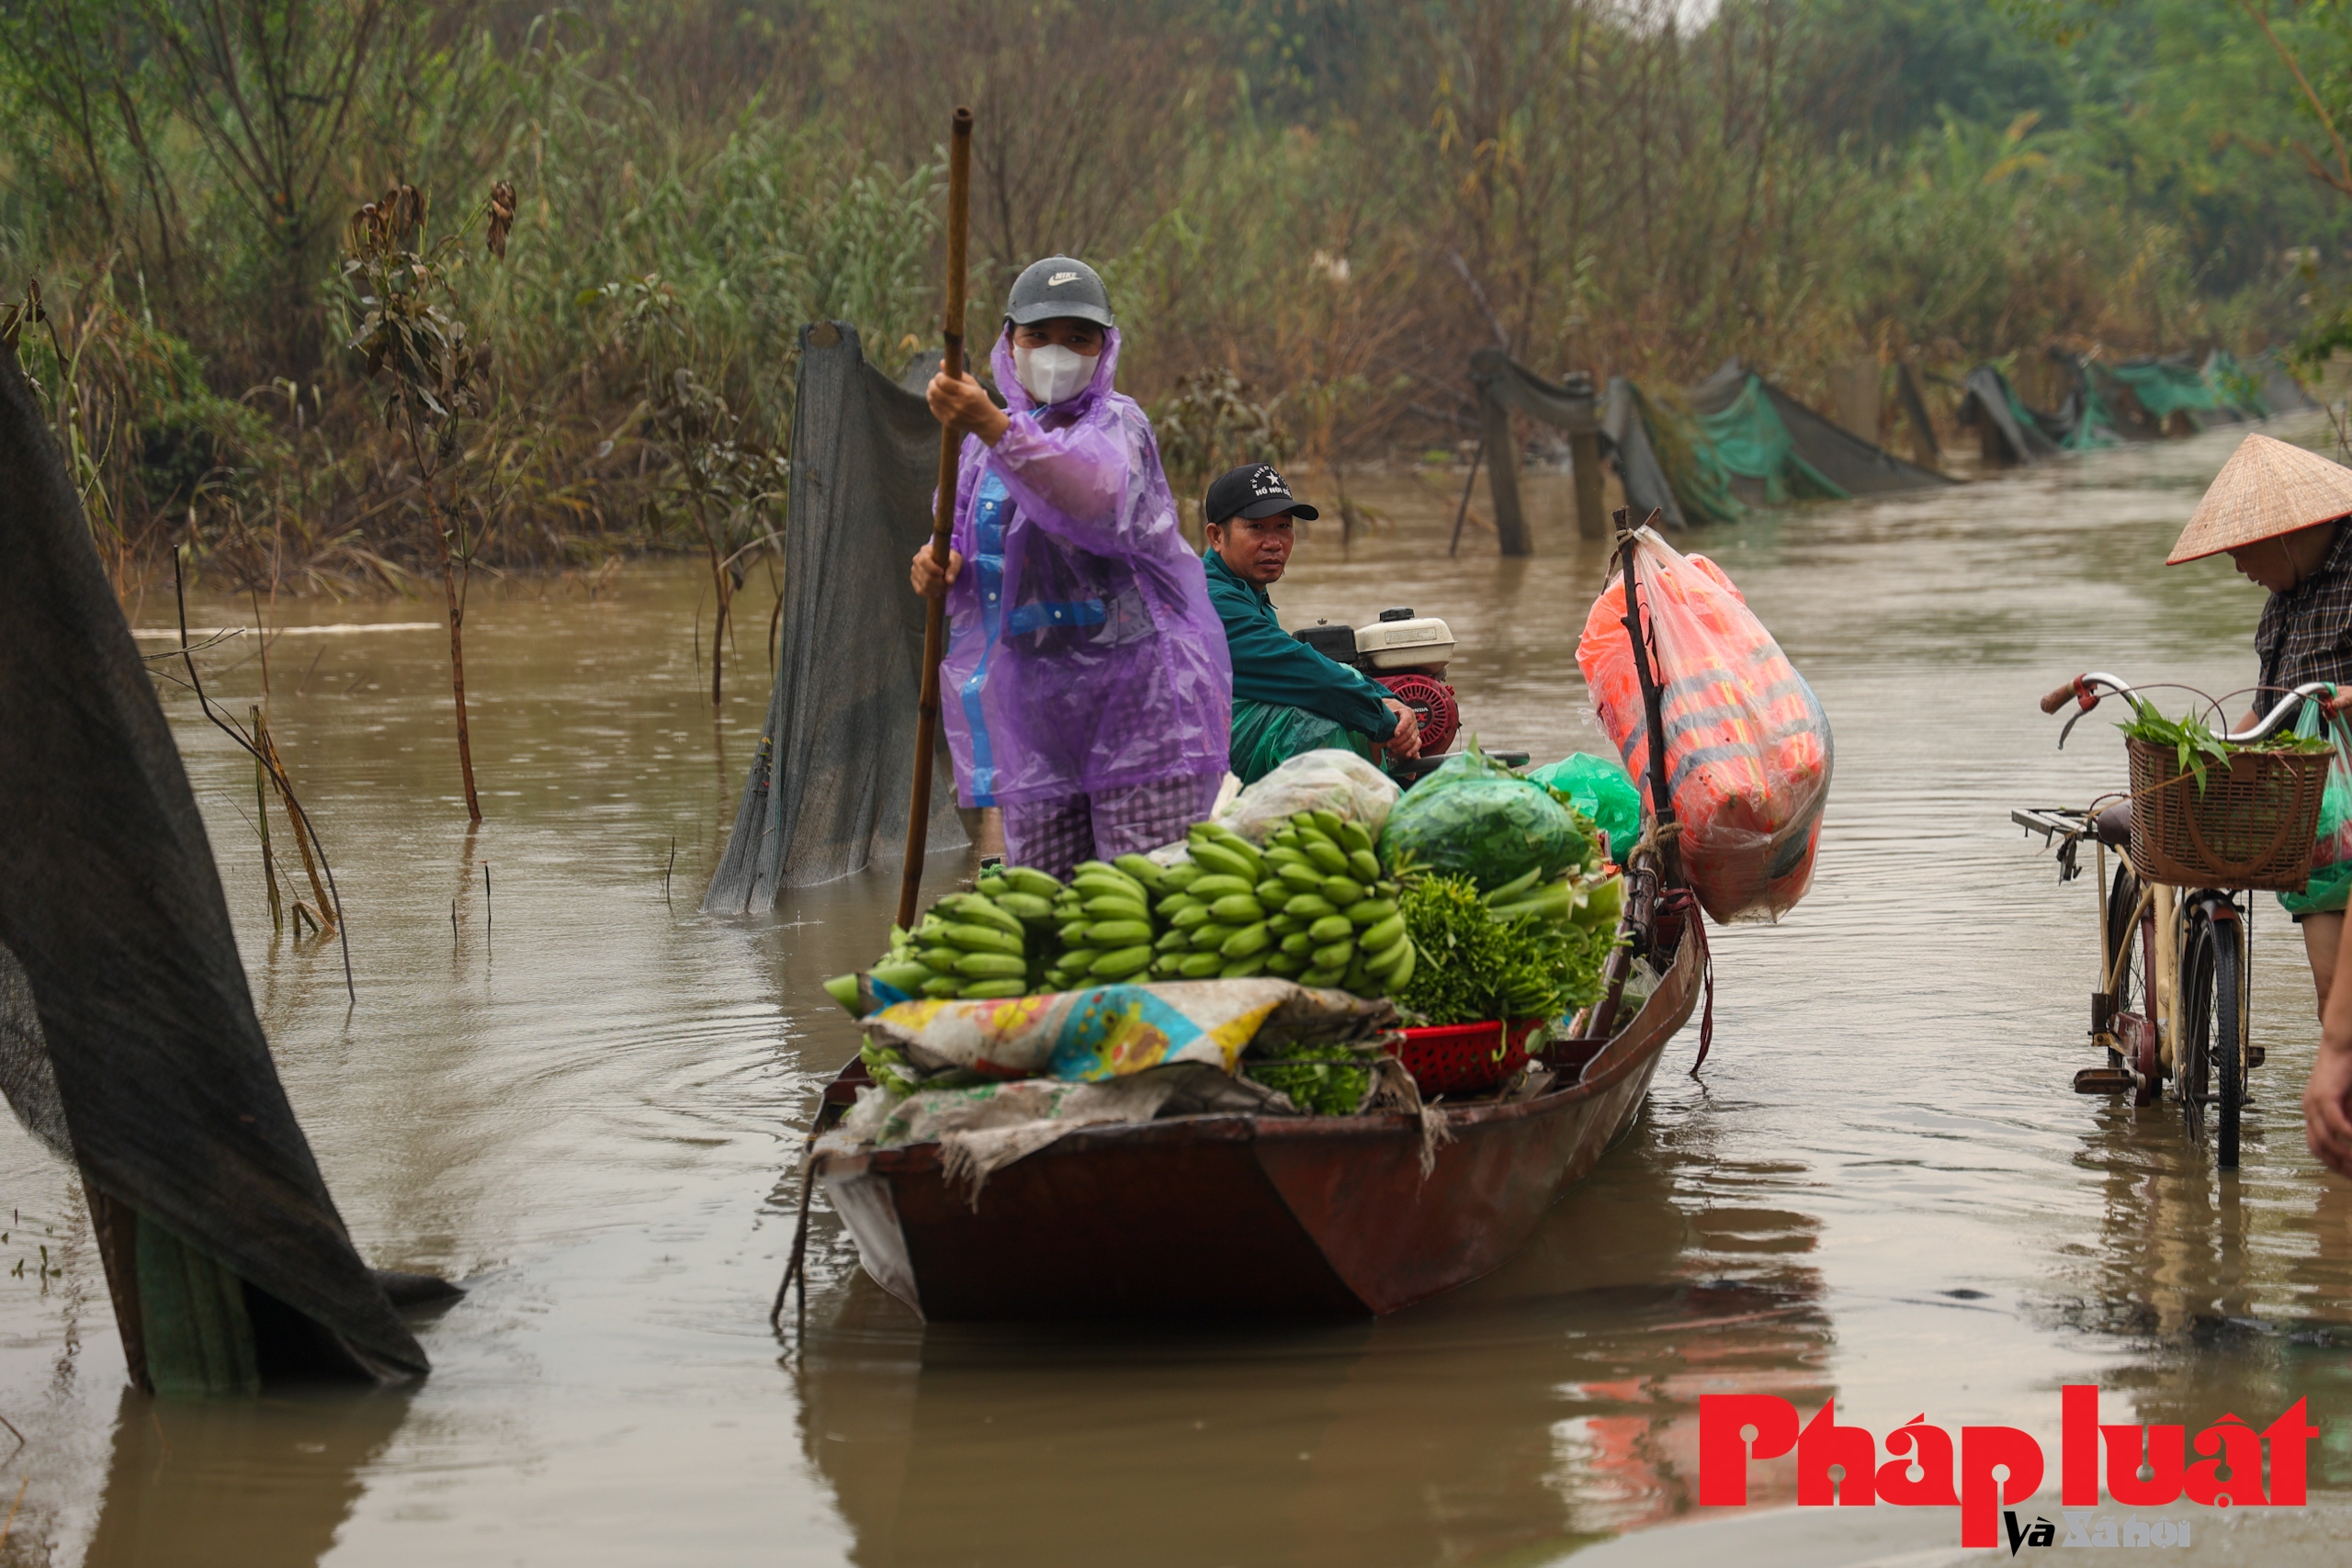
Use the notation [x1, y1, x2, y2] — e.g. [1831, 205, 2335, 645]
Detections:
[1213, 748, 1402, 844]
[1577, 528, 1831, 923]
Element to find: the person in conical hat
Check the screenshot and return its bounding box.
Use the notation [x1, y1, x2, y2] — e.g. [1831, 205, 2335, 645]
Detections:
[2173, 433, 2352, 1176]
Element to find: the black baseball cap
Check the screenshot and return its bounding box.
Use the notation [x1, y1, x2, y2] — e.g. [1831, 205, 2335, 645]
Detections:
[1204, 464, 1320, 525]
[1005, 256, 1114, 328]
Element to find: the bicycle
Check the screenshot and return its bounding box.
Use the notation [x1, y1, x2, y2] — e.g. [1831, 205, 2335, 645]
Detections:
[2013, 674, 2340, 1169]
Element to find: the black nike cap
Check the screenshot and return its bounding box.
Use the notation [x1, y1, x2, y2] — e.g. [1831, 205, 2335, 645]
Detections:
[1205, 464, 1320, 525]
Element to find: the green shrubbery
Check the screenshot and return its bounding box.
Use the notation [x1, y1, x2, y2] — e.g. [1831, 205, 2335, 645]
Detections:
[2, 0, 2346, 592]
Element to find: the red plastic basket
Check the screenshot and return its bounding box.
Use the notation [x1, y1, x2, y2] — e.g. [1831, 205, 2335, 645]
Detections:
[1393, 1019, 1545, 1096]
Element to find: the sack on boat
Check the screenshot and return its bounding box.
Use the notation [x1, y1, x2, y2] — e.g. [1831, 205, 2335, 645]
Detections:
[1213, 749, 1401, 845]
[1577, 527, 1831, 924]
[859, 978, 1396, 1085]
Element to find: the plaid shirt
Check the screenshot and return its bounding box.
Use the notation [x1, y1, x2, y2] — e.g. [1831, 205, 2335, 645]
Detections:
[2257, 524, 2352, 698]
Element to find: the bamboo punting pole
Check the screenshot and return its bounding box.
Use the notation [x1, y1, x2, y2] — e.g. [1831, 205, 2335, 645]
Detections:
[898, 106, 975, 932]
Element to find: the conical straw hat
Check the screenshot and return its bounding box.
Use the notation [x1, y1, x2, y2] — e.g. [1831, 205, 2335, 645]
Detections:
[2168, 433, 2352, 564]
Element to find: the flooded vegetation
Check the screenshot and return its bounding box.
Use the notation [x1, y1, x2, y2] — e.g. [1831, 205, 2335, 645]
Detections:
[4, 423, 2351, 1563]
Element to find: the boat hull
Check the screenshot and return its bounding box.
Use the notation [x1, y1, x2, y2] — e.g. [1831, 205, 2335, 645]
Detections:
[814, 922, 1702, 1321]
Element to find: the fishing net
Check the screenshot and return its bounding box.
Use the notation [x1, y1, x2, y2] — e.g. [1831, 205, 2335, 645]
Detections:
[1684, 361, 1952, 502]
[0, 341, 425, 1389]
[1956, 366, 2061, 464]
[1471, 349, 1946, 530]
[703, 321, 968, 910]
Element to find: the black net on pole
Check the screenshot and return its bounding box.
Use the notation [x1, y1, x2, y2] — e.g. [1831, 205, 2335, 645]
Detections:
[1956, 366, 2062, 464]
[0, 344, 426, 1385]
[1600, 376, 1690, 530]
[704, 321, 967, 912]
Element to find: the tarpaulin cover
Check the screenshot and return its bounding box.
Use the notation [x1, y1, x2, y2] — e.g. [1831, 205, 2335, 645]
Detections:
[704, 321, 967, 909]
[1686, 361, 1952, 502]
[936, 328, 1230, 808]
[0, 343, 425, 1382]
[1578, 528, 1832, 924]
[1956, 367, 2062, 464]
[857, 977, 1394, 1084]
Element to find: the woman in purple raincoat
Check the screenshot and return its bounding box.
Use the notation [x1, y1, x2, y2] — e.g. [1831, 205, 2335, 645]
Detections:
[910, 255, 1231, 880]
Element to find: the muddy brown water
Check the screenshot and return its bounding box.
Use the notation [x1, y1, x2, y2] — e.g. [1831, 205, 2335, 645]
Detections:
[6, 424, 2352, 1565]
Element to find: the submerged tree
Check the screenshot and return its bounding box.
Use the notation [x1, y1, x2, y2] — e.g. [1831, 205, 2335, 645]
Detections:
[345, 180, 512, 822]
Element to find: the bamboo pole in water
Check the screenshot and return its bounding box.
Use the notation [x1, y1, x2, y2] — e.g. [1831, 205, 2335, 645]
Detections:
[898, 106, 975, 932]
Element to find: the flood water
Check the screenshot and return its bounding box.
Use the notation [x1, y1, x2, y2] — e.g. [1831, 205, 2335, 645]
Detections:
[6, 422, 2352, 1565]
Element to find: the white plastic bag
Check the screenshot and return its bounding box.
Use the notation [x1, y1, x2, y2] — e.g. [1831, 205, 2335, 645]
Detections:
[1213, 749, 1402, 844]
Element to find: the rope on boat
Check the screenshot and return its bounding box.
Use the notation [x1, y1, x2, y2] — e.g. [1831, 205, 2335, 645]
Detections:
[1658, 886, 1716, 1077]
[768, 1135, 817, 1345]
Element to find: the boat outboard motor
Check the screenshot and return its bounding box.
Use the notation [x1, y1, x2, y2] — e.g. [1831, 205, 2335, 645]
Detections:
[1294, 606, 1461, 756]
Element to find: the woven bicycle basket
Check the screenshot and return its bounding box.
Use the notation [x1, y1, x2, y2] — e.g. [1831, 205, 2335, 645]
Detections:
[2125, 738, 2328, 890]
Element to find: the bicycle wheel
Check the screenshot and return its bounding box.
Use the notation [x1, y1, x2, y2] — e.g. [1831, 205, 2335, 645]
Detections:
[2177, 910, 2215, 1139]
[2117, 860, 2154, 1020]
[2210, 908, 2245, 1168]
[2106, 861, 2158, 1100]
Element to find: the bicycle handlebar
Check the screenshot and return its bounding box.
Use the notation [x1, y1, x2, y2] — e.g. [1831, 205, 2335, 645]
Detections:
[2040, 671, 2349, 743]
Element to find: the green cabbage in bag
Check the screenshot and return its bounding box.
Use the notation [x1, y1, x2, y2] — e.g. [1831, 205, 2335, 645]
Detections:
[1378, 742, 1596, 891]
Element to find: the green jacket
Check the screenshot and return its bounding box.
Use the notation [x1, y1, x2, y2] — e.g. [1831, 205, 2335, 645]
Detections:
[1202, 551, 1397, 740]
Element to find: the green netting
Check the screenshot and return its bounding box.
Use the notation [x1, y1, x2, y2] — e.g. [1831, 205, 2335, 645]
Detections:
[2003, 379, 2044, 434]
[2104, 360, 2223, 423]
[2058, 370, 2123, 451]
[1695, 374, 1849, 503]
[2200, 351, 2273, 420]
[1631, 382, 1747, 525]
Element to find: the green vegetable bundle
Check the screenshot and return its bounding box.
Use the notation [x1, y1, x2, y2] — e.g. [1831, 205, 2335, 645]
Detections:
[1243, 1041, 1378, 1115]
[2120, 694, 2334, 794]
[1152, 813, 1415, 993]
[1394, 872, 1616, 1026]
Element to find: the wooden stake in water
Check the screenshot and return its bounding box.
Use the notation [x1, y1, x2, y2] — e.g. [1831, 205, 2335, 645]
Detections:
[898, 105, 975, 932]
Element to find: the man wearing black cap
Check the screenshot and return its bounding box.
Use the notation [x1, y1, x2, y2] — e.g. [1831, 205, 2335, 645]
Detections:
[1201, 463, 1419, 784]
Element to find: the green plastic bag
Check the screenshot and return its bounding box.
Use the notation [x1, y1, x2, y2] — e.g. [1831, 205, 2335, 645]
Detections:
[1377, 741, 1595, 891]
[2280, 698, 2352, 917]
[1526, 753, 1644, 860]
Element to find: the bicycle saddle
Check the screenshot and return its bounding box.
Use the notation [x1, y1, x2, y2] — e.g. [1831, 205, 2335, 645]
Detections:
[2095, 800, 2134, 848]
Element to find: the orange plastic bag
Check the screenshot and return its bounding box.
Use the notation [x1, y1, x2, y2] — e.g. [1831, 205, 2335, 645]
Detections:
[1576, 529, 1831, 923]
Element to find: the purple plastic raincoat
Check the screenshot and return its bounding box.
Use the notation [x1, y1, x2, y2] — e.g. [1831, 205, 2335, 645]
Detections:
[937, 329, 1231, 807]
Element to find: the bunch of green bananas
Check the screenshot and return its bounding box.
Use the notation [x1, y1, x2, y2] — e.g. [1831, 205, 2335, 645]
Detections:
[1151, 812, 1414, 994]
[825, 866, 1065, 1011]
[1040, 854, 1174, 988]
[1481, 864, 1625, 930]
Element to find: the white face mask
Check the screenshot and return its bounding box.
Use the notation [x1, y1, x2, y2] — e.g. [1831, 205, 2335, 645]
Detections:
[1013, 342, 1094, 405]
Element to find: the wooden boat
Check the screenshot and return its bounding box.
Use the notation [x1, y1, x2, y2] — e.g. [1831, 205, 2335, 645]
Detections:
[798, 518, 1714, 1325]
[807, 907, 1702, 1321]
